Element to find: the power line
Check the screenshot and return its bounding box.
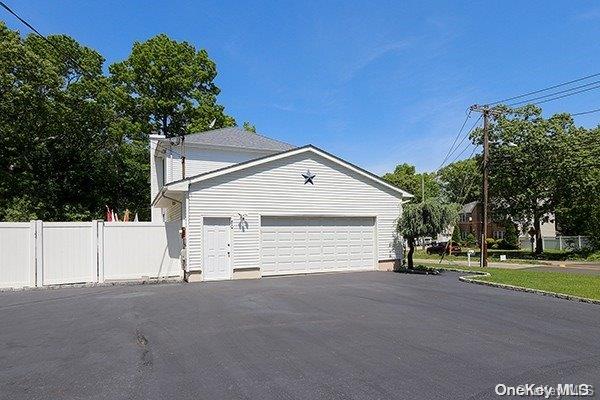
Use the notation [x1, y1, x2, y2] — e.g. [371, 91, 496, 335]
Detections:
[572, 107, 600, 116]
[488, 72, 600, 106]
[0, 1, 91, 76]
[444, 115, 482, 167]
[516, 83, 600, 108]
[437, 110, 472, 171]
[437, 114, 482, 172]
[506, 79, 600, 108]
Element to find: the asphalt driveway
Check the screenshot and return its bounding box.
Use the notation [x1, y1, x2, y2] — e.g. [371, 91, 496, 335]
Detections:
[1, 271, 599, 399]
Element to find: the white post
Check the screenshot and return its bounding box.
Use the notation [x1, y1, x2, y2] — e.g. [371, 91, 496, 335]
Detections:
[91, 220, 99, 283]
[97, 221, 105, 283]
[28, 220, 37, 287]
[578, 235, 582, 249]
[559, 236, 563, 251]
[35, 220, 44, 287]
[467, 252, 471, 268]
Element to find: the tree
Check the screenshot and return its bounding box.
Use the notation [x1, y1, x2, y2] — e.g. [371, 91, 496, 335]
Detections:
[243, 121, 257, 133]
[502, 221, 519, 250]
[451, 225, 462, 245]
[383, 163, 440, 203]
[438, 158, 481, 204]
[397, 200, 458, 269]
[0, 22, 120, 221]
[109, 33, 235, 138]
[553, 125, 600, 248]
[472, 105, 571, 253]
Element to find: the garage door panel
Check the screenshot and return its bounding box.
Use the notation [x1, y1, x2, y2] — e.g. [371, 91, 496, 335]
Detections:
[261, 216, 374, 276]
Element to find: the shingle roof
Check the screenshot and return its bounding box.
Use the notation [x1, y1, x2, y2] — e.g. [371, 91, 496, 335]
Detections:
[460, 201, 479, 214]
[183, 127, 294, 152]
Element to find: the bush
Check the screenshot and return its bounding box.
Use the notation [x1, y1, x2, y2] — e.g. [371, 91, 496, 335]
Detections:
[503, 222, 519, 249]
[485, 238, 499, 249]
[497, 238, 519, 250]
[464, 233, 477, 247]
[451, 227, 462, 245]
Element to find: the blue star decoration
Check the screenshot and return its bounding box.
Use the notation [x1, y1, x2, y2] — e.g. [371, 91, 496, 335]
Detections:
[302, 170, 316, 185]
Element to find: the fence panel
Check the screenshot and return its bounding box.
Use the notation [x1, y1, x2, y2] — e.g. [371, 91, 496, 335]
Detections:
[42, 222, 96, 285]
[519, 235, 590, 251]
[0, 223, 34, 288]
[102, 221, 182, 281]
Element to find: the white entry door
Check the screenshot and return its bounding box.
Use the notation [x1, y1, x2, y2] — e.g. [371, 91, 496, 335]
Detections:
[261, 216, 376, 276]
[203, 217, 231, 280]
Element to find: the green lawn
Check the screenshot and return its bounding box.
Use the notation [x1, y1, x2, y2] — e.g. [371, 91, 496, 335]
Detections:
[414, 248, 600, 263]
[435, 265, 600, 301]
[413, 249, 545, 264]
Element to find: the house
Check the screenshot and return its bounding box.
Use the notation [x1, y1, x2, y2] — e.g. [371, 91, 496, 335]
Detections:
[458, 201, 507, 242]
[458, 201, 557, 243]
[150, 127, 412, 282]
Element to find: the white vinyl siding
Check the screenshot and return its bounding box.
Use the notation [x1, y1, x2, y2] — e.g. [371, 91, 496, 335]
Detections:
[166, 146, 274, 183]
[165, 201, 182, 222]
[187, 152, 403, 272]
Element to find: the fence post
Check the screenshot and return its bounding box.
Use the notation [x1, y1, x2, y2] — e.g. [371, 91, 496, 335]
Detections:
[97, 220, 105, 283]
[578, 235, 582, 249]
[91, 220, 99, 283]
[28, 221, 37, 287]
[34, 220, 44, 287]
[559, 236, 562, 251]
[541, 236, 545, 251]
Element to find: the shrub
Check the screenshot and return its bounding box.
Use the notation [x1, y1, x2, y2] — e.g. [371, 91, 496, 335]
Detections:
[503, 222, 519, 249]
[464, 233, 477, 246]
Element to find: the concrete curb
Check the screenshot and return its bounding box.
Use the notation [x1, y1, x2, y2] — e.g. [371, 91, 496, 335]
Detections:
[0, 277, 183, 293]
[438, 267, 600, 306]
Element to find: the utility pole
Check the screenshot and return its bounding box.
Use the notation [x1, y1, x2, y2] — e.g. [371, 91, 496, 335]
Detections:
[481, 109, 489, 267]
[469, 104, 499, 267]
[181, 134, 186, 179]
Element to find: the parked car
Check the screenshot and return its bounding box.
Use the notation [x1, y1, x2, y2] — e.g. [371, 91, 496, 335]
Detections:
[426, 242, 462, 255]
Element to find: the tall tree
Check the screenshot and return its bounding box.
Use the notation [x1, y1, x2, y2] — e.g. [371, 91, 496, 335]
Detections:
[397, 200, 458, 268]
[0, 22, 119, 221]
[438, 157, 481, 204]
[473, 105, 571, 253]
[109, 34, 235, 138]
[553, 125, 600, 247]
[382, 163, 440, 203]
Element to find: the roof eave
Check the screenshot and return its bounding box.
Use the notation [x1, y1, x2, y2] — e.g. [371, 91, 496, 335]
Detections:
[163, 144, 413, 199]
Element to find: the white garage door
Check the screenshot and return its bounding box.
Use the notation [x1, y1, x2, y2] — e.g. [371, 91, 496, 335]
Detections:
[260, 216, 375, 276]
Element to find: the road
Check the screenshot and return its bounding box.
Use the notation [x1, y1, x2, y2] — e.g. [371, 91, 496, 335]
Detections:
[1, 271, 599, 399]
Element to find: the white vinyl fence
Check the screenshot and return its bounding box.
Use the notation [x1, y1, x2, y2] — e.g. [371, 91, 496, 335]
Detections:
[0, 220, 182, 289]
[518, 235, 590, 251]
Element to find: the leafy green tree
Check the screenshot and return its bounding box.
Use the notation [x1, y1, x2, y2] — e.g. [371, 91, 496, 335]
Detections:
[501, 221, 519, 250]
[0, 22, 119, 221]
[553, 126, 600, 248]
[451, 226, 462, 245]
[438, 158, 481, 204]
[383, 163, 440, 203]
[243, 121, 257, 133]
[397, 200, 458, 268]
[472, 105, 571, 253]
[109, 34, 235, 138]
[464, 232, 477, 247]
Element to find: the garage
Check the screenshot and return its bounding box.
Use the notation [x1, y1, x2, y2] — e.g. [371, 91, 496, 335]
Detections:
[260, 216, 376, 276]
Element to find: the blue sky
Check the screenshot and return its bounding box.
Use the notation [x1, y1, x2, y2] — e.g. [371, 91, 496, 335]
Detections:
[3, 1, 600, 174]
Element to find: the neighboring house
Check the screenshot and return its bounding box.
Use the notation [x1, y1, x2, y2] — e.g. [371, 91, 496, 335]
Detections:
[457, 201, 507, 242]
[150, 127, 412, 282]
[458, 201, 557, 242]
